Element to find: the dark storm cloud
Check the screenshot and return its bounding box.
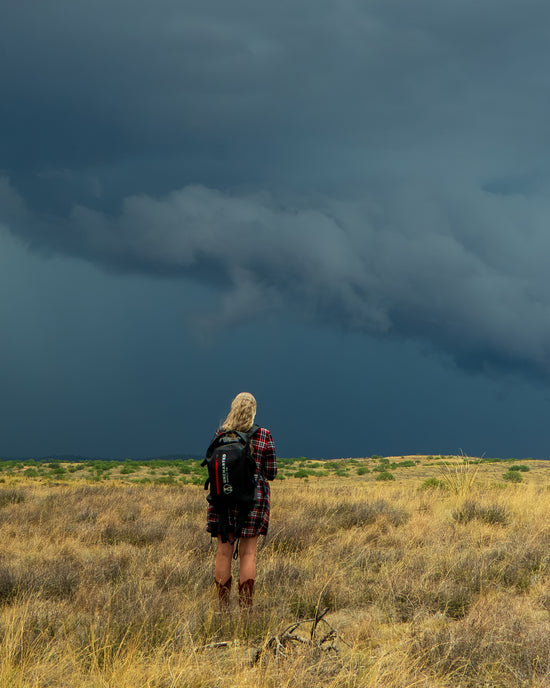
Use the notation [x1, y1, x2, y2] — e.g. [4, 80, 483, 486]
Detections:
[3, 1, 550, 375]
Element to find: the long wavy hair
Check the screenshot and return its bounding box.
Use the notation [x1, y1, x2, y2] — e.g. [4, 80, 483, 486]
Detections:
[221, 392, 257, 432]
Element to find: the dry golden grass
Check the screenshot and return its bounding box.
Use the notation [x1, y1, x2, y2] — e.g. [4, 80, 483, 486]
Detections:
[0, 456, 549, 686]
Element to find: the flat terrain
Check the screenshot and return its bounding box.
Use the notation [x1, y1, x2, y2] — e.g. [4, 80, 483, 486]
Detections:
[1, 455, 549, 686]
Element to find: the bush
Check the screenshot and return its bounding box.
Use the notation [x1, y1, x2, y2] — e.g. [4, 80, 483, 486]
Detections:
[452, 500, 510, 525]
[120, 465, 137, 474]
[503, 470, 523, 483]
[154, 475, 177, 485]
[375, 470, 395, 482]
[278, 458, 298, 467]
[508, 464, 529, 472]
[421, 477, 448, 490]
[50, 467, 67, 476]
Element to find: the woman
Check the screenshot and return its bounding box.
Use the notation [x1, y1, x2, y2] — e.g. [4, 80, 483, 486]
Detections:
[206, 392, 277, 609]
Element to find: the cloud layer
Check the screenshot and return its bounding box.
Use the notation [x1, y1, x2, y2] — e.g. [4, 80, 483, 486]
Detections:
[3, 0, 550, 376]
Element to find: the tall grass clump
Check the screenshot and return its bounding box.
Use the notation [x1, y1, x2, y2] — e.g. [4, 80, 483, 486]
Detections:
[0, 488, 26, 508]
[438, 456, 480, 495]
[452, 500, 510, 525]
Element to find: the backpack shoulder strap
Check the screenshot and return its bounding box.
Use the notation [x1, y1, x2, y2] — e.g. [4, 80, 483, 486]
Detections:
[203, 425, 259, 464]
[246, 424, 260, 439]
[202, 428, 225, 464]
[227, 424, 260, 444]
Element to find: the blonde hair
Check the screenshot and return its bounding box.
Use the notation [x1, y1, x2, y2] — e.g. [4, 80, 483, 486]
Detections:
[221, 392, 257, 432]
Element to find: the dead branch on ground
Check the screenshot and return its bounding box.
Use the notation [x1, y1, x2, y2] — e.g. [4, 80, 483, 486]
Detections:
[253, 607, 350, 665]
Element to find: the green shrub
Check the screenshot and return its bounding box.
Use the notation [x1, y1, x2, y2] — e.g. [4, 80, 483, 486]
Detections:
[421, 477, 449, 490]
[375, 471, 395, 481]
[509, 464, 530, 472]
[154, 475, 177, 485]
[50, 467, 67, 476]
[388, 460, 416, 469]
[278, 458, 298, 467]
[503, 470, 523, 483]
[357, 466, 370, 475]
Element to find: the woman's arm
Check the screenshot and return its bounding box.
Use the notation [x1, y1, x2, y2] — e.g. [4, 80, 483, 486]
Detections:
[255, 428, 277, 481]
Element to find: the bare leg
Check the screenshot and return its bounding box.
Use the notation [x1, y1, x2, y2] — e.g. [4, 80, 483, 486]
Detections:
[238, 536, 258, 582]
[237, 536, 258, 608]
[214, 536, 235, 583]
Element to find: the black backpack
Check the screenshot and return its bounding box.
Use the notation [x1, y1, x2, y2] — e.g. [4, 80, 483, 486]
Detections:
[202, 424, 259, 543]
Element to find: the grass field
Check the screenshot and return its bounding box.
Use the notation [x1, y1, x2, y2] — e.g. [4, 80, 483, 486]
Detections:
[0, 454, 549, 687]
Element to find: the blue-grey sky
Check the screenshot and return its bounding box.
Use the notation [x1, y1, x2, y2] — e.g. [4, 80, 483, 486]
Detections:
[2, 0, 550, 459]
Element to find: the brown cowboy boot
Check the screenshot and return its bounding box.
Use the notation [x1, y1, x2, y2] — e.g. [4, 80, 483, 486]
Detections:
[238, 578, 254, 609]
[215, 576, 232, 611]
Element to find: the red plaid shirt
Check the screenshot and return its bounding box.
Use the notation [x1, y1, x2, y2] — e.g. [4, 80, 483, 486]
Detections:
[206, 426, 277, 538]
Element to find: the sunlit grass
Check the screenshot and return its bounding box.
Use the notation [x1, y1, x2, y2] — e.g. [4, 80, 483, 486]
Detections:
[0, 456, 549, 685]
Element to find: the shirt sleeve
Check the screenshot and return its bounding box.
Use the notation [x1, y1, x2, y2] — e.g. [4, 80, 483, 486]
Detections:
[254, 428, 277, 481]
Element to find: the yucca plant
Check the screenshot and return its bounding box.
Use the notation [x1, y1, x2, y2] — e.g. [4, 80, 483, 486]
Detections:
[438, 454, 480, 495]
